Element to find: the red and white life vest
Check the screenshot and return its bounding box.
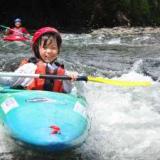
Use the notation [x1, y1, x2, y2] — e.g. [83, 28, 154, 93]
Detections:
[21, 58, 65, 92]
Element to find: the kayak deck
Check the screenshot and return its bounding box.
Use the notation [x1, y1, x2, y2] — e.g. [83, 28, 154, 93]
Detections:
[0, 88, 89, 151]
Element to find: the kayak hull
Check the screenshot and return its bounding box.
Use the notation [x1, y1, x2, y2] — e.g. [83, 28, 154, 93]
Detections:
[0, 88, 89, 151]
[3, 35, 29, 42]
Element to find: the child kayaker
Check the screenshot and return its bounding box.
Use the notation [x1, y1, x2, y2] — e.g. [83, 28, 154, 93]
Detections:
[5, 18, 30, 38]
[0, 27, 77, 93]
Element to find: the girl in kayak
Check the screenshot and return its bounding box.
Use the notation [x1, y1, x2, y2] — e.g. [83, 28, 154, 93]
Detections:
[5, 18, 30, 38]
[0, 27, 77, 93]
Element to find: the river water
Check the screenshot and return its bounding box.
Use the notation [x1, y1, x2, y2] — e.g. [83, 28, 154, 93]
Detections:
[0, 30, 160, 160]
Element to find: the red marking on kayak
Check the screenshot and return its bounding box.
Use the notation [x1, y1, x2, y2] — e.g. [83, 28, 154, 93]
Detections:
[50, 125, 61, 134]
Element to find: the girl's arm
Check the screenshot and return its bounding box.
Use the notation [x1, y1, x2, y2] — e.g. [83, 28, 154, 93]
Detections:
[0, 63, 37, 87]
[22, 27, 30, 36]
[5, 28, 13, 35]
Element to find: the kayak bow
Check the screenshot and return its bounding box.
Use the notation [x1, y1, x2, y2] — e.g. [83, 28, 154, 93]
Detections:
[0, 87, 89, 151]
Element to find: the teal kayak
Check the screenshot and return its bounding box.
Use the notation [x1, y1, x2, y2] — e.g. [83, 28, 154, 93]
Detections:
[0, 87, 89, 151]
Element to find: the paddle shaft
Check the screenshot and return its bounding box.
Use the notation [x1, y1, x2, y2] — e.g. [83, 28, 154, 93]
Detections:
[0, 72, 88, 81]
[40, 75, 88, 81]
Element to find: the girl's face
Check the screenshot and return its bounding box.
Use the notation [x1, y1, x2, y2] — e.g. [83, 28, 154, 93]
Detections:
[15, 22, 21, 28]
[39, 38, 59, 63]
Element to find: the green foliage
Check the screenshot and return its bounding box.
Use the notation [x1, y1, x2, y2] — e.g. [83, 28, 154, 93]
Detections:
[2, 0, 160, 30]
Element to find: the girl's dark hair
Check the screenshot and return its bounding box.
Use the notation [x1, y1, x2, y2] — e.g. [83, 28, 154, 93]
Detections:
[33, 32, 62, 59]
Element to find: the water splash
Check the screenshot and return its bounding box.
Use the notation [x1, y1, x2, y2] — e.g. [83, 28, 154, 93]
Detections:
[108, 38, 121, 45]
[81, 71, 160, 160]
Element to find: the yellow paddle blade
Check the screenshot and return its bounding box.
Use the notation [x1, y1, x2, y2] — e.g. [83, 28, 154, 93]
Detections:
[87, 76, 152, 87]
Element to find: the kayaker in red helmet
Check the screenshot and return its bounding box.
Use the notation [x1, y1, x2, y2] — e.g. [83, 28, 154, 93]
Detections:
[5, 18, 30, 38]
[0, 27, 77, 93]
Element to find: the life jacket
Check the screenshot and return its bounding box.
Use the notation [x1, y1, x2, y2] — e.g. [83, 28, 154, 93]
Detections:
[11, 27, 25, 36]
[21, 58, 65, 93]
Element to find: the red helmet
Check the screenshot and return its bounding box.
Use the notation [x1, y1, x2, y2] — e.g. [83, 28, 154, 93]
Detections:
[32, 27, 61, 46]
[32, 27, 62, 59]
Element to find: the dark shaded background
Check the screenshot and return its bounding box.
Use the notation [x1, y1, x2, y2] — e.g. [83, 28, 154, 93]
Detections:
[1, 0, 160, 32]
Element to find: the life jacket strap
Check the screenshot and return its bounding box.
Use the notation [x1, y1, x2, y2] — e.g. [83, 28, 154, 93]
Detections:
[43, 65, 58, 91]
